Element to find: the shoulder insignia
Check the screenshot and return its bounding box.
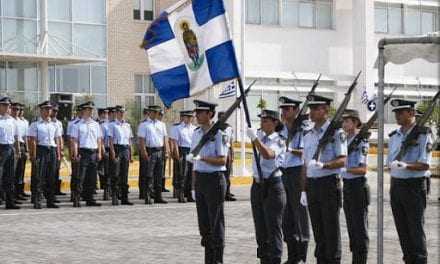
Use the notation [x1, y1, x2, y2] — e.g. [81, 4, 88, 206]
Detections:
[339, 131, 347, 142]
[173, 122, 180, 126]
[195, 126, 201, 131]
[361, 146, 369, 156]
[389, 130, 398, 137]
[426, 143, 433, 153]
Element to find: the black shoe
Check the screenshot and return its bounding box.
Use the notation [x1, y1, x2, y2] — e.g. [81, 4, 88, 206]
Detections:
[6, 204, 20, 210]
[56, 191, 67, 196]
[86, 201, 101, 207]
[187, 196, 195, 203]
[154, 198, 168, 204]
[17, 194, 27, 200]
[21, 192, 31, 198]
[121, 200, 134, 205]
[162, 188, 170, 192]
[225, 195, 237, 201]
[14, 200, 23, 205]
[47, 203, 60, 209]
[53, 199, 61, 203]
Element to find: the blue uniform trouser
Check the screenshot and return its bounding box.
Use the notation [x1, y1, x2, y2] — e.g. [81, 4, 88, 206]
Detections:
[281, 166, 310, 263]
[31, 146, 56, 204]
[112, 145, 130, 199]
[251, 177, 286, 263]
[74, 149, 98, 202]
[391, 177, 427, 264]
[0, 144, 15, 205]
[145, 148, 164, 194]
[195, 171, 226, 264]
[343, 177, 370, 264]
[307, 175, 342, 264]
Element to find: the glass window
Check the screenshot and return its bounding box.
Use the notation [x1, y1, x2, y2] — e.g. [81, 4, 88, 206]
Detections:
[48, 0, 71, 21]
[299, 1, 315, 28]
[12, 92, 39, 105]
[3, 0, 37, 18]
[282, 0, 298, 27]
[73, 24, 106, 58]
[3, 18, 37, 53]
[246, 0, 261, 24]
[261, 0, 279, 25]
[317, 1, 332, 29]
[388, 5, 403, 34]
[135, 74, 143, 93]
[143, 0, 154, 21]
[49, 66, 55, 92]
[133, 0, 141, 20]
[405, 7, 421, 35]
[91, 65, 106, 94]
[92, 93, 107, 108]
[57, 65, 90, 93]
[421, 10, 435, 34]
[145, 75, 155, 93]
[73, 0, 106, 24]
[48, 22, 72, 56]
[375, 6, 388, 33]
[6, 62, 38, 93]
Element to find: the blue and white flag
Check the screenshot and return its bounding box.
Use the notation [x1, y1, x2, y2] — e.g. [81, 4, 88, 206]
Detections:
[142, 0, 240, 107]
[219, 80, 236, 99]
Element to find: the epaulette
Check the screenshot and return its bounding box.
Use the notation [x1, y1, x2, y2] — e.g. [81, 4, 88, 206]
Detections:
[388, 130, 398, 137]
[303, 129, 312, 136]
[173, 122, 180, 126]
[74, 119, 81, 124]
[195, 126, 201, 131]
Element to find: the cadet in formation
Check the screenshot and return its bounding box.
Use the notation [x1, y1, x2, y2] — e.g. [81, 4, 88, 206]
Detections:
[51, 103, 66, 198]
[341, 109, 370, 264]
[28, 101, 62, 209]
[0, 97, 21, 209]
[169, 110, 196, 203]
[108, 105, 134, 205]
[97, 107, 110, 200]
[11, 102, 29, 202]
[387, 99, 432, 264]
[247, 109, 286, 264]
[189, 100, 228, 264]
[138, 105, 169, 204]
[137, 107, 151, 200]
[70, 101, 103, 207]
[278, 96, 310, 264]
[301, 95, 347, 264]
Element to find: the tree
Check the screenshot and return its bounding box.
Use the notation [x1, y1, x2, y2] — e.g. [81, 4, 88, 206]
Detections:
[257, 98, 267, 110]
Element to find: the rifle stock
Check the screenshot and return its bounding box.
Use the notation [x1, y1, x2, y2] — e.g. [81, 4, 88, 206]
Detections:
[190, 80, 257, 156]
[312, 71, 362, 160]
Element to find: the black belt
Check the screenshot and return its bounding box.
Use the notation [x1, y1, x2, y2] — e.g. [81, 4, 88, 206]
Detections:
[115, 144, 129, 149]
[343, 176, 366, 184]
[254, 176, 282, 185]
[391, 177, 425, 185]
[37, 145, 56, 150]
[179, 147, 191, 152]
[79, 148, 98, 154]
[308, 174, 338, 182]
[147, 147, 164, 152]
[195, 171, 223, 177]
[0, 144, 13, 148]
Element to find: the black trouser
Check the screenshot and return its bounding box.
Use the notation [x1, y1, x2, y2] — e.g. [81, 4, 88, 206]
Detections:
[175, 147, 190, 191]
[53, 154, 61, 193]
[195, 171, 226, 264]
[343, 177, 370, 264]
[98, 148, 110, 190]
[139, 147, 148, 197]
[0, 144, 16, 206]
[225, 148, 233, 196]
[251, 177, 286, 264]
[31, 146, 57, 205]
[281, 166, 310, 263]
[111, 145, 130, 199]
[145, 148, 164, 195]
[307, 175, 342, 264]
[15, 143, 27, 194]
[73, 149, 98, 202]
[390, 177, 427, 264]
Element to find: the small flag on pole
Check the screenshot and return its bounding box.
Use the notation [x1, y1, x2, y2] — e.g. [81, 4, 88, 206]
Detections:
[142, 0, 240, 107]
[219, 80, 236, 99]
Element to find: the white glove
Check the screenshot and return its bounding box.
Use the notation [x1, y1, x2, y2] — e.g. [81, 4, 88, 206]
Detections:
[390, 160, 407, 170]
[246, 127, 258, 141]
[300, 192, 308, 207]
[340, 167, 347, 173]
[308, 159, 324, 169]
[191, 190, 196, 201]
[186, 153, 201, 163]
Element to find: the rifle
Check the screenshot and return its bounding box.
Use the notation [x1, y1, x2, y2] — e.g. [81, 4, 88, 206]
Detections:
[286, 74, 321, 148]
[347, 86, 398, 154]
[312, 71, 362, 161]
[190, 80, 257, 156]
[395, 89, 440, 161]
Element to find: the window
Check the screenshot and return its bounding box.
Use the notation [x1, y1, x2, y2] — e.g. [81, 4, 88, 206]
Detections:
[48, 0, 71, 21]
[375, 3, 439, 35]
[134, 74, 158, 114]
[73, 0, 106, 24]
[248, 0, 333, 29]
[133, 0, 154, 21]
[3, 0, 37, 18]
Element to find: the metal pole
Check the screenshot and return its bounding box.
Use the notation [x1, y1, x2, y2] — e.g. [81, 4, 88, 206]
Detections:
[377, 43, 385, 264]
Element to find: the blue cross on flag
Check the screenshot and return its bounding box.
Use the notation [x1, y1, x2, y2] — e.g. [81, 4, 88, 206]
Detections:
[142, 0, 240, 107]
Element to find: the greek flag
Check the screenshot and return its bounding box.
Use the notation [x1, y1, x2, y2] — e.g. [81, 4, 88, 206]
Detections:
[142, 0, 240, 107]
[219, 80, 236, 99]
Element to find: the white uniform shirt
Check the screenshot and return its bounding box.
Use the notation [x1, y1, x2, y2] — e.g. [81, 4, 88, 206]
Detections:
[70, 118, 102, 149]
[108, 120, 133, 146]
[0, 115, 18, 144]
[28, 119, 60, 147]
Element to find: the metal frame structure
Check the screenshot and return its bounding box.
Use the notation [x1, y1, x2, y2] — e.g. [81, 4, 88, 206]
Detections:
[376, 34, 440, 264]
